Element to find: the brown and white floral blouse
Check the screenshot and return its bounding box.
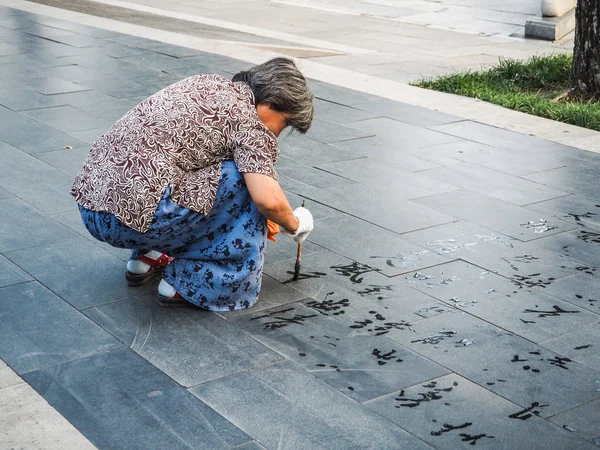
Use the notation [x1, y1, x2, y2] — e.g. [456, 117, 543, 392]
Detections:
[71, 74, 279, 233]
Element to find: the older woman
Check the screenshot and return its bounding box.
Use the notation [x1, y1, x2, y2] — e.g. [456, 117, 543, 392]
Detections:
[71, 57, 314, 311]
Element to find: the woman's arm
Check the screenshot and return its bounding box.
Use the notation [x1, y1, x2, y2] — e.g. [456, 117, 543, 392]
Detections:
[243, 172, 299, 233]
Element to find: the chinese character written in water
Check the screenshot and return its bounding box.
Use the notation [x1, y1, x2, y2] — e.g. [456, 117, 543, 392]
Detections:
[509, 402, 548, 420]
[305, 292, 350, 316]
[522, 305, 579, 317]
[394, 381, 457, 408]
[372, 348, 403, 365]
[565, 212, 596, 225]
[578, 230, 600, 244]
[431, 422, 472, 436]
[411, 330, 456, 345]
[512, 274, 555, 288]
[357, 284, 393, 299]
[330, 262, 381, 284]
[349, 310, 412, 336]
[283, 270, 326, 283]
[511, 354, 540, 373]
[547, 356, 572, 370]
[251, 307, 317, 330]
[459, 433, 495, 445]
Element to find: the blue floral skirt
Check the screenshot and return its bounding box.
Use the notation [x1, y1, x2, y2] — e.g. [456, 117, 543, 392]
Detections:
[78, 161, 267, 311]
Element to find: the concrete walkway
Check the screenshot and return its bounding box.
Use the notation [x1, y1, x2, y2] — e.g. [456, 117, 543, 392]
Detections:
[0, 1, 599, 449]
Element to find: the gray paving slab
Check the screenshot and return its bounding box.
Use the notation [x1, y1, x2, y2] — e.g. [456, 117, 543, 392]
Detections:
[83, 294, 283, 387]
[68, 127, 109, 145]
[0, 281, 122, 374]
[364, 373, 596, 450]
[276, 157, 356, 191]
[4, 236, 157, 309]
[307, 79, 384, 106]
[420, 162, 571, 205]
[0, 86, 65, 111]
[414, 190, 578, 241]
[23, 348, 252, 450]
[532, 228, 600, 268]
[292, 182, 458, 235]
[302, 117, 375, 144]
[540, 321, 600, 372]
[352, 98, 462, 127]
[231, 302, 448, 402]
[217, 274, 309, 319]
[191, 361, 434, 449]
[0, 141, 53, 176]
[420, 139, 571, 177]
[0, 254, 32, 288]
[22, 105, 112, 134]
[265, 250, 454, 325]
[50, 210, 132, 261]
[549, 400, 600, 447]
[351, 116, 467, 148]
[385, 311, 600, 418]
[232, 442, 267, 450]
[0, 118, 87, 154]
[315, 158, 460, 197]
[0, 168, 78, 215]
[526, 194, 600, 231]
[0, 186, 12, 200]
[429, 120, 577, 153]
[401, 260, 600, 343]
[35, 146, 90, 177]
[313, 98, 379, 124]
[0, 197, 76, 253]
[307, 214, 453, 273]
[537, 274, 600, 314]
[28, 75, 91, 95]
[278, 133, 365, 166]
[400, 220, 597, 289]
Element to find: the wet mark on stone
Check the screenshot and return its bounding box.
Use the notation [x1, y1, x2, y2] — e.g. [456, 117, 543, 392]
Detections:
[520, 318, 536, 324]
[370, 250, 428, 269]
[251, 308, 317, 330]
[416, 305, 447, 317]
[512, 274, 555, 288]
[576, 266, 597, 275]
[411, 330, 456, 345]
[330, 262, 381, 284]
[522, 305, 579, 317]
[509, 402, 548, 420]
[283, 270, 326, 283]
[519, 219, 557, 234]
[357, 284, 393, 300]
[565, 212, 597, 225]
[578, 230, 600, 244]
[431, 422, 472, 436]
[460, 433, 495, 445]
[350, 310, 412, 336]
[449, 297, 478, 308]
[372, 348, 403, 365]
[406, 272, 460, 288]
[394, 380, 457, 408]
[305, 292, 350, 316]
[574, 344, 591, 350]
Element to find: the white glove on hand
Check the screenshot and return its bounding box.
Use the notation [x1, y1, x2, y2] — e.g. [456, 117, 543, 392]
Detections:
[282, 207, 314, 243]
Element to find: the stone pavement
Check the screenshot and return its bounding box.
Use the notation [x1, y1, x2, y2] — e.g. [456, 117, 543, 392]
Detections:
[0, 3, 600, 450]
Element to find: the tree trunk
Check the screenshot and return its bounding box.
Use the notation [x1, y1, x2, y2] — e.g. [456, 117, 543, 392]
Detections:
[572, 0, 600, 100]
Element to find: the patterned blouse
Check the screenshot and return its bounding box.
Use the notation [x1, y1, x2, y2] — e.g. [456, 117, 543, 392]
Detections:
[71, 74, 279, 233]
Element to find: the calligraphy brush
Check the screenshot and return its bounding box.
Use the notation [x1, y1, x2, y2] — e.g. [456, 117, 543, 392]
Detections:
[292, 200, 305, 281]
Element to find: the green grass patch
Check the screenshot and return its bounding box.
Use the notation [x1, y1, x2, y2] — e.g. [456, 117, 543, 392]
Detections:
[413, 54, 600, 132]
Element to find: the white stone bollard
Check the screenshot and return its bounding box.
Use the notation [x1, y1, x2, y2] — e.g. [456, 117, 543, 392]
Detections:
[541, 0, 577, 17]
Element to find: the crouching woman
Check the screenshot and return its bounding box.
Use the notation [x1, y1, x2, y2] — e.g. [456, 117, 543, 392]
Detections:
[70, 57, 314, 311]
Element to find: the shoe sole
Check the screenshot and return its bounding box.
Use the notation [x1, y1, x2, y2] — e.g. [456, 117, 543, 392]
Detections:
[158, 295, 195, 308]
[125, 267, 165, 287]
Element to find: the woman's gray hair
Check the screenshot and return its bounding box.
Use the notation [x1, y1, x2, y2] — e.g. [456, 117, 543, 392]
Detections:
[233, 57, 314, 134]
